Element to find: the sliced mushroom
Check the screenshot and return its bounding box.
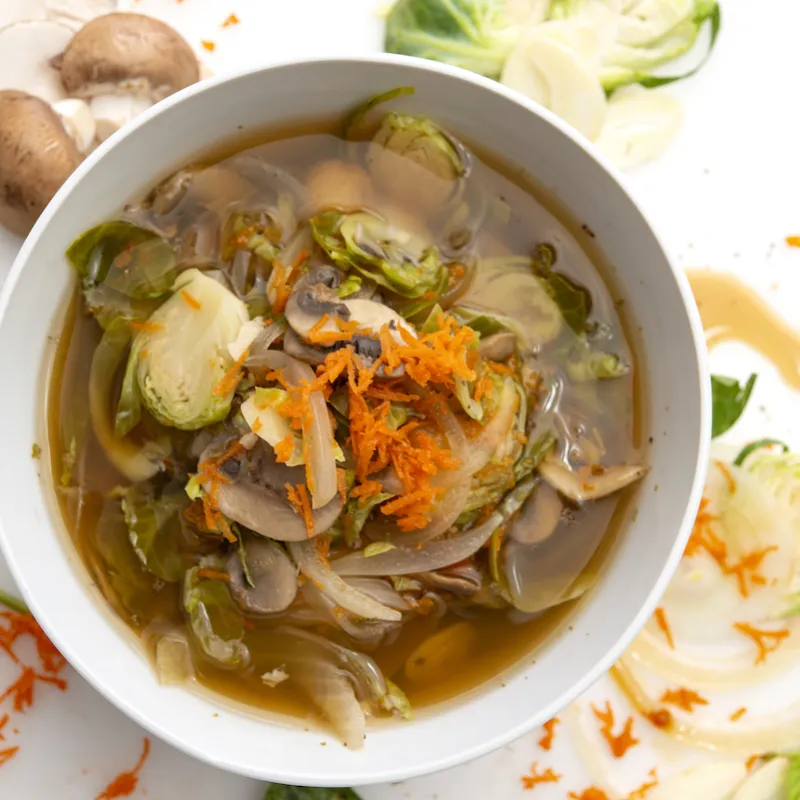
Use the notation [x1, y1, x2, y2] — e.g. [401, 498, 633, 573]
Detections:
[478, 331, 517, 362]
[0, 20, 72, 104]
[227, 538, 298, 615]
[0, 90, 81, 236]
[538, 456, 646, 503]
[509, 482, 563, 545]
[58, 13, 199, 102]
[200, 440, 342, 541]
[416, 563, 483, 596]
[284, 282, 351, 339]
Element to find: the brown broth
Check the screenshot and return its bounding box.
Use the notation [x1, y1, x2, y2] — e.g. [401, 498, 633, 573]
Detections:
[48, 117, 643, 734]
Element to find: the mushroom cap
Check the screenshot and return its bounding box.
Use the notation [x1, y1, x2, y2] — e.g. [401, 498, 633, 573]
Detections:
[58, 13, 199, 100]
[0, 90, 81, 236]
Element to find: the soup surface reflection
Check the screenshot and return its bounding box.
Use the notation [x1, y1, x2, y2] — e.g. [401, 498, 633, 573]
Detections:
[49, 92, 644, 747]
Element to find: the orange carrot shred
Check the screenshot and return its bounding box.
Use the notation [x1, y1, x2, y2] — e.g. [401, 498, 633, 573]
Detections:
[538, 717, 559, 751]
[286, 483, 314, 537]
[180, 290, 201, 310]
[569, 789, 609, 800]
[336, 468, 348, 504]
[521, 762, 561, 791]
[0, 747, 19, 767]
[213, 347, 250, 397]
[628, 768, 659, 800]
[94, 737, 150, 799]
[129, 321, 164, 333]
[591, 701, 640, 758]
[196, 568, 230, 583]
[734, 622, 790, 663]
[653, 607, 675, 649]
[659, 687, 708, 712]
[746, 755, 760, 770]
[201, 40, 216, 52]
[274, 435, 296, 464]
[730, 707, 747, 722]
[222, 13, 240, 26]
[716, 460, 736, 494]
[786, 236, 800, 247]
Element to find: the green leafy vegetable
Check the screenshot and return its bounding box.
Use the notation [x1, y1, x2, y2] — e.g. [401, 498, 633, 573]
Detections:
[711, 373, 757, 439]
[450, 306, 508, 338]
[264, 784, 361, 799]
[184, 565, 249, 667]
[310, 210, 446, 299]
[385, 0, 522, 79]
[786, 752, 800, 800]
[530, 247, 592, 335]
[0, 589, 29, 614]
[132, 269, 249, 431]
[343, 492, 394, 547]
[66, 220, 176, 300]
[121, 484, 187, 582]
[364, 542, 397, 558]
[733, 439, 790, 467]
[115, 338, 143, 438]
[566, 337, 629, 381]
[341, 86, 414, 140]
[337, 275, 362, 298]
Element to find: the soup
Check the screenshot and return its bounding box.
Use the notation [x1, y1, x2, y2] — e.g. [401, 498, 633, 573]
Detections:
[49, 89, 644, 747]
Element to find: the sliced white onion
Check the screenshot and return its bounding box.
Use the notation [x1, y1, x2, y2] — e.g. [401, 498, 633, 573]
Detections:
[616, 0, 694, 47]
[288, 540, 401, 622]
[333, 511, 503, 577]
[501, 25, 607, 140]
[594, 85, 683, 170]
[254, 351, 337, 508]
[647, 762, 748, 800]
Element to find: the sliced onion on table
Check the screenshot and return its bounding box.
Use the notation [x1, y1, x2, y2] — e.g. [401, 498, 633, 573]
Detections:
[731, 757, 788, 800]
[288, 540, 401, 622]
[333, 511, 503, 577]
[613, 655, 800, 755]
[565, 702, 748, 800]
[595, 86, 683, 171]
[254, 350, 337, 508]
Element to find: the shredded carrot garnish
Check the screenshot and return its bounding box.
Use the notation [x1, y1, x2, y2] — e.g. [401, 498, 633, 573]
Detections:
[270, 260, 289, 314]
[0, 747, 19, 767]
[307, 314, 355, 346]
[659, 687, 708, 712]
[645, 708, 673, 730]
[745, 755, 760, 770]
[716, 460, 736, 494]
[653, 607, 675, 649]
[196, 569, 230, 583]
[180, 289, 201, 310]
[734, 622, 790, 663]
[336, 468, 348, 504]
[538, 717, 559, 751]
[274, 434, 296, 464]
[786, 236, 800, 248]
[628, 768, 658, 800]
[684, 497, 725, 561]
[521, 762, 561, 791]
[129, 320, 164, 333]
[569, 789, 609, 800]
[286, 483, 314, 537]
[222, 12, 240, 26]
[0, 666, 67, 712]
[487, 360, 514, 376]
[250, 417, 263, 434]
[213, 347, 250, 397]
[95, 737, 150, 800]
[350, 480, 383, 500]
[201, 40, 216, 52]
[730, 706, 747, 722]
[725, 547, 778, 597]
[592, 701, 640, 758]
[473, 375, 494, 403]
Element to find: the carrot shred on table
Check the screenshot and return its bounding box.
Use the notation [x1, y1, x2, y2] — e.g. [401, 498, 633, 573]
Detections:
[730, 706, 747, 722]
[569, 788, 609, 800]
[591, 701, 640, 758]
[628, 768, 659, 799]
[0, 666, 67, 713]
[94, 737, 150, 800]
[715, 460, 736, 493]
[745, 755, 760, 770]
[734, 621, 790, 663]
[180, 289, 201, 310]
[538, 717, 559, 751]
[653, 607, 675, 649]
[286, 483, 314, 536]
[659, 687, 708, 712]
[645, 708, 673, 730]
[0, 747, 19, 767]
[222, 12, 240, 26]
[725, 547, 778, 597]
[786, 236, 800, 247]
[520, 762, 561, 791]
[201, 40, 216, 52]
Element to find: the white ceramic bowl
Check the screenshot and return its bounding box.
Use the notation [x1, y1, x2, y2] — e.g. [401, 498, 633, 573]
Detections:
[0, 56, 709, 787]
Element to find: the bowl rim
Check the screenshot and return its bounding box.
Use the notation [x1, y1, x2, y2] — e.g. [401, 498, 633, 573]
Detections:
[0, 52, 711, 786]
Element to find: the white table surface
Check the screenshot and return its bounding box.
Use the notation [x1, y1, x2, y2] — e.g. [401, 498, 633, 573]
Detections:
[2, 0, 800, 797]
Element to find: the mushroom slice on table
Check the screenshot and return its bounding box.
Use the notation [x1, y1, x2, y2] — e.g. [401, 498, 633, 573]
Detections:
[0, 20, 73, 104]
[0, 90, 81, 236]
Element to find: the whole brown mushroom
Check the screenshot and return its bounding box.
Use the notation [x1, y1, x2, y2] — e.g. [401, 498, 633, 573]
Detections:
[0, 90, 81, 236]
[58, 13, 199, 101]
